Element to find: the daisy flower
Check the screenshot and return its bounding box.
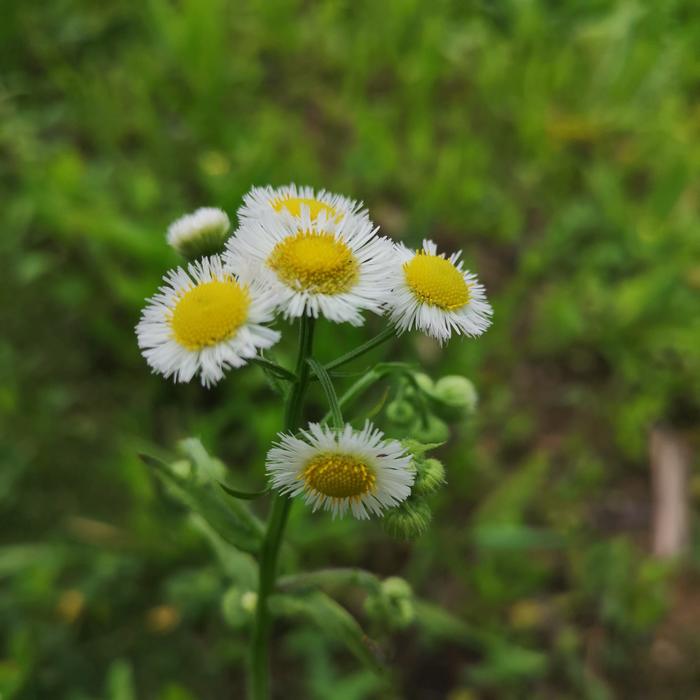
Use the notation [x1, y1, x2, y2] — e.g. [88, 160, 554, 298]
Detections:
[136, 255, 280, 386]
[225, 206, 394, 325]
[237, 183, 367, 225]
[387, 239, 493, 343]
[166, 207, 231, 260]
[266, 422, 414, 519]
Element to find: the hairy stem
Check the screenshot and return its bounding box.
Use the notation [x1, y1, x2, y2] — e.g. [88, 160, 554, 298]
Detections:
[249, 316, 315, 700]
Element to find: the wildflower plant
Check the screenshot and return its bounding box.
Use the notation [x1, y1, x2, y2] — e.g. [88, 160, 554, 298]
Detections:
[136, 185, 493, 698]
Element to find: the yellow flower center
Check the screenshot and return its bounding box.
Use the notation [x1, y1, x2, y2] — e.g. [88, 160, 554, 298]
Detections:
[301, 453, 377, 499]
[267, 231, 359, 295]
[170, 278, 250, 351]
[272, 197, 338, 220]
[404, 253, 470, 310]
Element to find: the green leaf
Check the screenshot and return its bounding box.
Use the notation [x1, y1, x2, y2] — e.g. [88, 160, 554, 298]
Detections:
[277, 568, 382, 594]
[177, 437, 226, 483]
[250, 356, 296, 382]
[412, 600, 483, 648]
[189, 514, 258, 589]
[219, 481, 269, 500]
[307, 357, 344, 428]
[139, 453, 262, 553]
[270, 591, 383, 673]
[362, 387, 391, 421]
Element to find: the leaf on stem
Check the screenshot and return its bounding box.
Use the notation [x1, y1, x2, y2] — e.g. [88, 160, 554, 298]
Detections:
[269, 590, 384, 673]
[219, 482, 269, 501]
[307, 357, 344, 429]
[138, 453, 263, 553]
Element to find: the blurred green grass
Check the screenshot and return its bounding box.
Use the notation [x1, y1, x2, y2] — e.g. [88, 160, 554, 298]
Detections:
[2, 0, 700, 698]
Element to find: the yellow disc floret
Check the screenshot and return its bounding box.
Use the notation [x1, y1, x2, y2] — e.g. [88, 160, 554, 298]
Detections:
[272, 197, 338, 221]
[301, 453, 377, 498]
[267, 231, 359, 295]
[404, 253, 470, 310]
[170, 278, 250, 350]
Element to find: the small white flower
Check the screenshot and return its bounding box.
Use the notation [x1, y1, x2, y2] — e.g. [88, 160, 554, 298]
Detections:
[136, 255, 280, 386]
[225, 205, 394, 326]
[237, 183, 367, 225]
[266, 421, 414, 519]
[386, 239, 493, 344]
[166, 207, 231, 259]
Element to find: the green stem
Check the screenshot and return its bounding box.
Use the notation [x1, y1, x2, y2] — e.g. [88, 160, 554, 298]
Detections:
[249, 316, 316, 700]
[323, 325, 394, 373]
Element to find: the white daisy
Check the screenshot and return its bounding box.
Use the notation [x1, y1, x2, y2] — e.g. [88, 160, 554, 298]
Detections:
[237, 183, 367, 225]
[225, 206, 395, 326]
[136, 255, 280, 387]
[387, 239, 493, 344]
[166, 207, 231, 259]
[266, 421, 414, 520]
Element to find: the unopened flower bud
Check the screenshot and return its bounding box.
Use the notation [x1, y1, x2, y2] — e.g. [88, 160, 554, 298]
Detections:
[413, 458, 446, 496]
[382, 497, 432, 540]
[221, 587, 256, 628]
[432, 375, 478, 420]
[364, 576, 415, 630]
[409, 414, 449, 444]
[412, 372, 434, 394]
[167, 207, 231, 260]
[386, 399, 416, 426]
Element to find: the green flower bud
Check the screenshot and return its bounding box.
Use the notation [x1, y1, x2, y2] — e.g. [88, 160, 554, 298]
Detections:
[382, 497, 432, 540]
[432, 375, 478, 420]
[364, 576, 415, 630]
[409, 414, 450, 444]
[166, 207, 231, 260]
[221, 587, 255, 628]
[413, 457, 446, 496]
[412, 372, 434, 394]
[386, 399, 417, 426]
[382, 576, 412, 601]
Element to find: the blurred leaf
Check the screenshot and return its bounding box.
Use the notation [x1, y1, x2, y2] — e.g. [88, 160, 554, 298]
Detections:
[270, 591, 383, 674]
[139, 453, 262, 553]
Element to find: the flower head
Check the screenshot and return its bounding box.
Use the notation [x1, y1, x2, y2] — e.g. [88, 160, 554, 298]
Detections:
[136, 255, 280, 386]
[386, 239, 492, 343]
[266, 421, 414, 519]
[166, 207, 231, 260]
[225, 206, 394, 325]
[237, 183, 366, 225]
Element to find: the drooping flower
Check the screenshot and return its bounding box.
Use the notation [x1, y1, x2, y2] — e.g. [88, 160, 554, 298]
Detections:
[266, 421, 414, 519]
[237, 183, 366, 225]
[166, 207, 232, 260]
[225, 205, 394, 325]
[136, 255, 280, 386]
[386, 239, 492, 343]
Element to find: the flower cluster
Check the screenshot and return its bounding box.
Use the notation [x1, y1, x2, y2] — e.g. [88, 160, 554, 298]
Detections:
[136, 184, 492, 519]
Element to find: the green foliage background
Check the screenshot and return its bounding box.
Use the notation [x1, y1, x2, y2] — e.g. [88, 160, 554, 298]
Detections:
[2, 0, 700, 698]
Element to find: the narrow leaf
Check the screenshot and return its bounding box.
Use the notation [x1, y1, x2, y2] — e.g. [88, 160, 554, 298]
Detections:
[250, 356, 296, 382]
[219, 482, 269, 501]
[307, 357, 344, 429]
[270, 591, 384, 673]
[139, 453, 262, 553]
